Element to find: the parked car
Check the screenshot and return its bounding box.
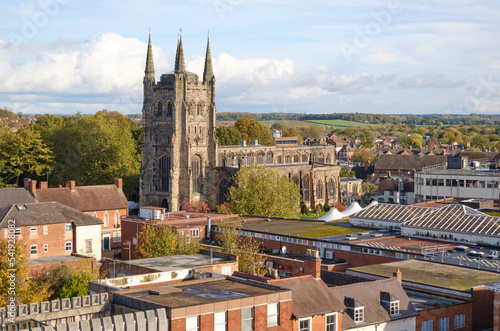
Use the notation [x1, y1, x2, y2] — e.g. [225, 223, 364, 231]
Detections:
[467, 251, 485, 257]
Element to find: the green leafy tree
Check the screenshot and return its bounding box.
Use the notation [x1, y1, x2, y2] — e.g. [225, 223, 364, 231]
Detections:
[227, 165, 301, 218]
[362, 182, 380, 204]
[0, 239, 52, 305]
[0, 126, 53, 186]
[400, 133, 423, 149]
[339, 166, 355, 178]
[215, 220, 266, 276]
[351, 147, 377, 165]
[234, 118, 275, 146]
[359, 130, 374, 148]
[216, 126, 242, 146]
[43, 261, 98, 299]
[135, 223, 199, 258]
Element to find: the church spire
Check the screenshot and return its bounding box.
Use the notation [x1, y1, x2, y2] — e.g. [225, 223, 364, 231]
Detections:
[174, 33, 186, 74]
[144, 33, 155, 82]
[203, 35, 214, 83]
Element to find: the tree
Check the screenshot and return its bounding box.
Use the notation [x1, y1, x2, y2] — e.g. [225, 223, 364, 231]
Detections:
[234, 118, 275, 146]
[0, 126, 53, 187]
[216, 126, 242, 146]
[359, 130, 374, 148]
[135, 223, 199, 258]
[400, 133, 423, 149]
[351, 147, 377, 165]
[215, 220, 266, 276]
[339, 166, 355, 178]
[227, 165, 301, 218]
[362, 182, 379, 204]
[0, 239, 51, 305]
[43, 261, 98, 299]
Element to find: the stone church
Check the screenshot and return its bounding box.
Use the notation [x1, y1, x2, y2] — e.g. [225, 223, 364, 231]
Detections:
[140, 35, 341, 212]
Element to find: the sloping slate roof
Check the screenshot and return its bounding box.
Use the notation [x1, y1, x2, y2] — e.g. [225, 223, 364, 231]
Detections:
[460, 151, 499, 161]
[270, 275, 345, 318]
[320, 270, 374, 287]
[330, 278, 417, 329]
[35, 185, 128, 211]
[377, 179, 414, 192]
[0, 202, 103, 228]
[0, 188, 37, 209]
[375, 155, 447, 171]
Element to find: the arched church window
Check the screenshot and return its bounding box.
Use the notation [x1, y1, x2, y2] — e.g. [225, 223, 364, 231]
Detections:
[192, 155, 202, 193]
[326, 154, 332, 164]
[317, 180, 324, 199]
[167, 102, 173, 117]
[293, 154, 299, 163]
[197, 103, 203, 116]
[266, 152, 273, 164]
[157, 101, 163, 117]
[302, 176, 310, 202]
[302, 154, 308, 162]
[159, 155, 170, 192]
[285, 155, 291, 164]
[328, 177, 337, 201]
[218, 179, 231, 204]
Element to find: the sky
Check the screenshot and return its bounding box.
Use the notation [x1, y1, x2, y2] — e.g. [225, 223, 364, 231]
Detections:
[1, 0, 500, 115]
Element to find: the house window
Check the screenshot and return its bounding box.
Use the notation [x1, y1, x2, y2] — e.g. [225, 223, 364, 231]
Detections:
[186, 315, 199, 331]
[326, 313, 337, 331]
[30, 245, 37, 255]
[421, 320, 433, 331]
[85, 240, 92, 253]
[189, 229, 200, 238]
[354, 307, 364, 323]
[241, 307, 254, 331]
[103, 212, 109, 227]
[390, 301, 399, 315]
[65, 241, 72, 251]
[44, 244, 48, 253]
[114, 231, 121, 243]
[214, 311, 227, 331]
[267, 302, 279, 327]
[30, 227, 37, 235]
[44, 226, 48, 235]
[454, 314, 465, 329]
[65, 224, 72, 232]
[114, 211, 120, 227]
[438, 317, 449, 331]
[299, 317, 311, 331]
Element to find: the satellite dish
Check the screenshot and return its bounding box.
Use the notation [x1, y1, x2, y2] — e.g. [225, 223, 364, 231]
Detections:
[281, 246, 287, 255]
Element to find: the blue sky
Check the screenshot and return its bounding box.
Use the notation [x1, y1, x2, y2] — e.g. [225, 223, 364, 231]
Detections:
[1, 0, 499, 115]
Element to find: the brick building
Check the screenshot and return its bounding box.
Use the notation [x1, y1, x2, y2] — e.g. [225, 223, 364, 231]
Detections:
[0, 201, 103, 260]
[24, 178, 128, 251]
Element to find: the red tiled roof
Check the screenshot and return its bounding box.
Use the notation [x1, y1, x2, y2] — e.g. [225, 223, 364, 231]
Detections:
[35, 185, 128, 212]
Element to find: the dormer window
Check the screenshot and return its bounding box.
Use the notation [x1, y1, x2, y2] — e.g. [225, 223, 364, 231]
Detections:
[381, 292, 400, 316]
[354, 307, 364, 323]
[390, 300, 399, 315]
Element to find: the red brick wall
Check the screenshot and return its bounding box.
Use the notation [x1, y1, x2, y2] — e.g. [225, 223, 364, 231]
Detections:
[10, 223, 73, 258]
[472, 285, 495, 331]
[416, 302, 473, 331]
[228, 308, 241, 331]
[28, 257, 97, 277]
[264, 255, 321, 278]
[85, 208, 127, 249]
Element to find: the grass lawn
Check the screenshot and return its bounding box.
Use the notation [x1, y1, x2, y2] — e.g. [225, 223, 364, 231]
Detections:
[241, 218, 362, 239]
[258, 120, 313, 127]
[304, 119, 372, 128]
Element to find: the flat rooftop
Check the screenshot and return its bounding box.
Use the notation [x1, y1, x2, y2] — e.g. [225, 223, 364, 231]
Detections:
[240, 219, 362, 238]
[28, 254, 89, 266]
[118, 277, 287, 308]
[127, 253, 235, 272]
[349, 260, 500, 292]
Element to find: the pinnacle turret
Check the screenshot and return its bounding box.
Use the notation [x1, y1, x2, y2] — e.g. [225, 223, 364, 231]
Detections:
[203, 36, 214, 83]
[174, 35, 186, 74]
[144, 33, 155, 82]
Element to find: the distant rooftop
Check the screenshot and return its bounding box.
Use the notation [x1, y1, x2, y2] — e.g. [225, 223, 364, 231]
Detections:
[126, 253, 235, 272]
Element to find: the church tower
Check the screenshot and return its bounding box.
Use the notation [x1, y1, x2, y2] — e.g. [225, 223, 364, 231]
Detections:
[140, 34, 218, 211]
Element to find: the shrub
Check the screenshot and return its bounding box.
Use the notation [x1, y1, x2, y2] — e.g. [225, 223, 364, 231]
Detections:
[301, 204, 309, 214]
[324, 202, 330, 212]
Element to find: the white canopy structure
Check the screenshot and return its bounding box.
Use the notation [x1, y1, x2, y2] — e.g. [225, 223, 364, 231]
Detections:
[365, 200, 379, 209]
[341, 202, 363, 216]
[318, 208, 346, 222]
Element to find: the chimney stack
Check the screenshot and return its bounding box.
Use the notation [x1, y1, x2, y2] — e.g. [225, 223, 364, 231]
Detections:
[67, 181, 76, 192]
[28, 180, 36, 196]
[24, 178, 31, 190]
[114, 178, 123, 191]
[304, 249, 321, 279]
[393, 268, 402, 284]
[39, 181, 48, 190]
